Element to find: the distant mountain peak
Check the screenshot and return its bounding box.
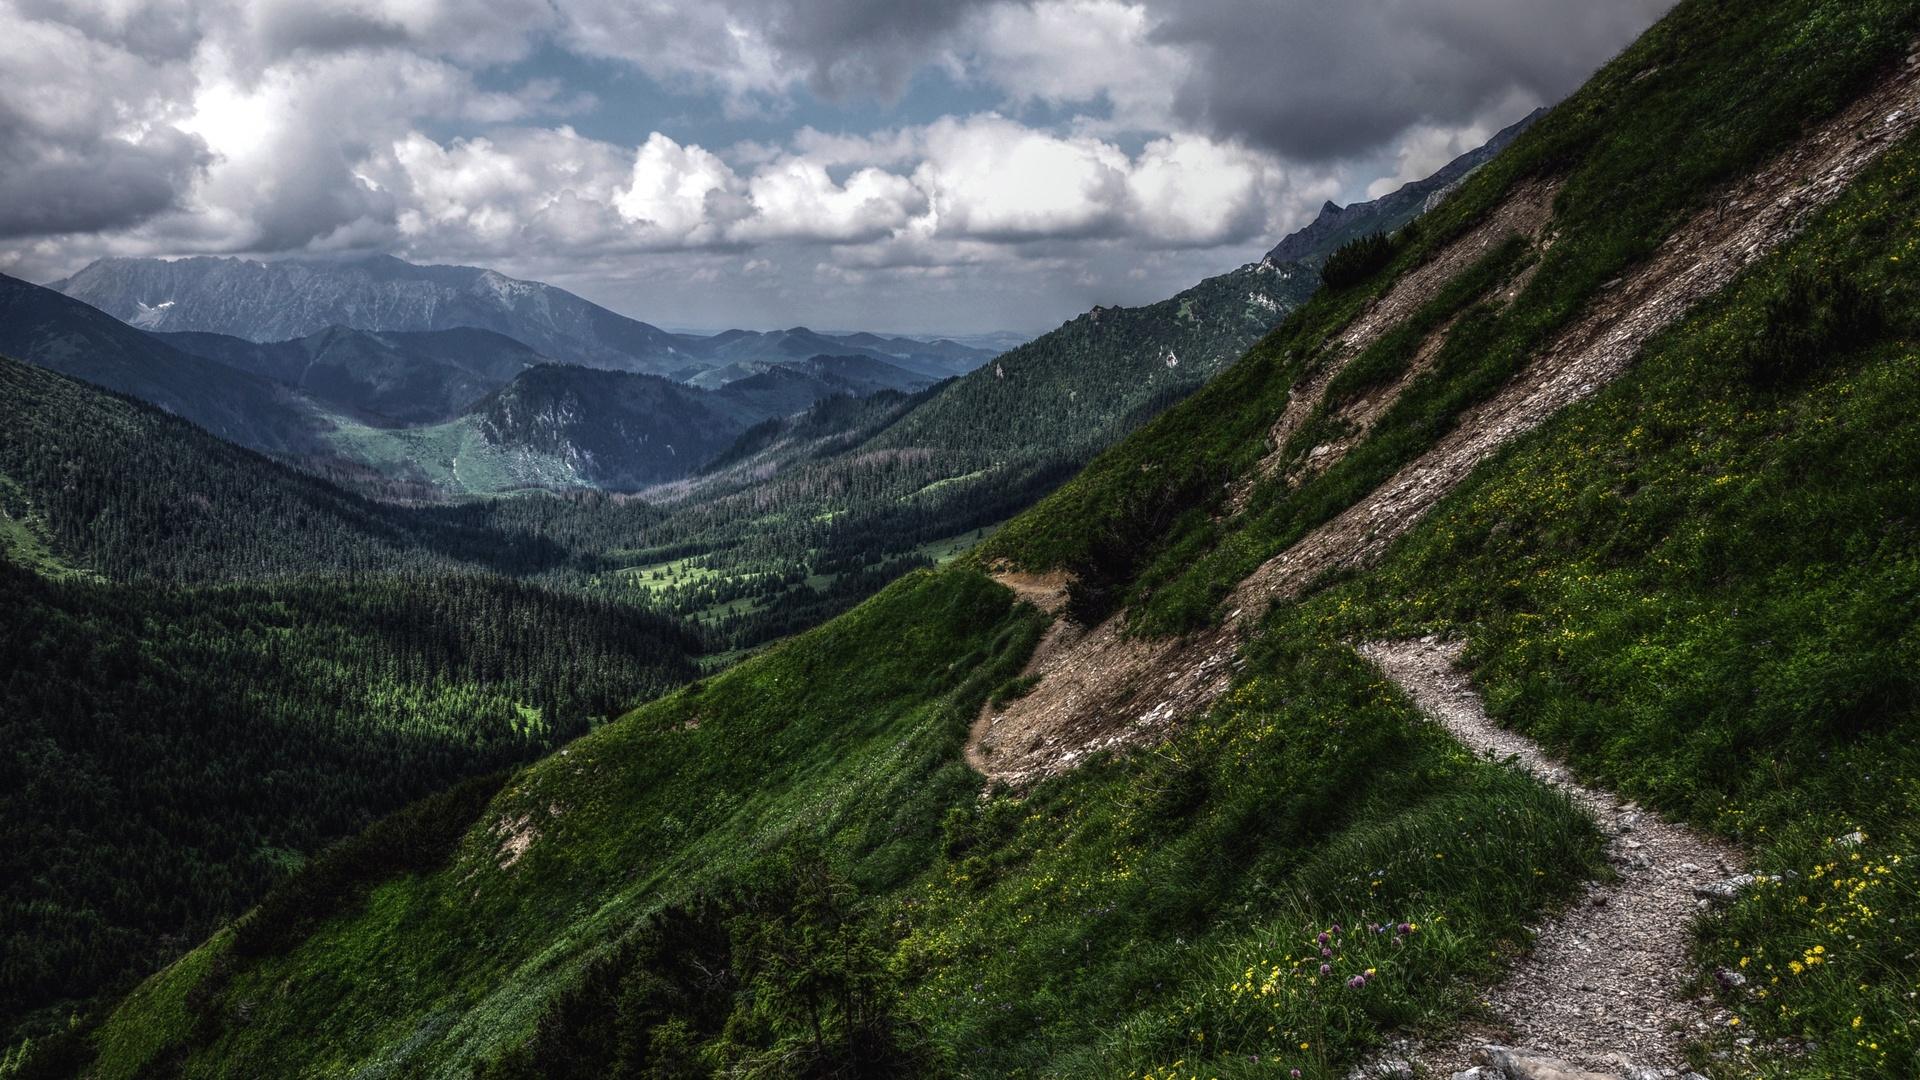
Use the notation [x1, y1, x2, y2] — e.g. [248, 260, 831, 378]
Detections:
[50, 253, 691, 376]
[1265, 107, 1545, 266]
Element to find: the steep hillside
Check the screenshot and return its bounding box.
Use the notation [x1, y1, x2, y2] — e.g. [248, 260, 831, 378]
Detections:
[36, 4, 1920, 1080]
[157, 325, 542, 426]
[0, 355, 570, 582]
[601, 129, 1536, 651]
[52, 255, 697, 376]
[1264, 109, 1542, 266]
[0, 275, 331, 458]
[471, 366, 763, 490]
[865, 116, 1538, 479]
[0, 358, 708, 1050]
[0, 564, 697, 1048]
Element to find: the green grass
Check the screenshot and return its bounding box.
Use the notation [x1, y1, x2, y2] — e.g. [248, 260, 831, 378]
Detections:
[0, 475, 74, 578]
[59, 562, 1609, 1079]
[1306, 130, 1920, 1078]
[978, 0, 1920, 640]
[894, 615, 1601, 1078]
[326, 415, 583, 495]
[914, 524, 1001, 566]
[76, 570, 1041, 1077]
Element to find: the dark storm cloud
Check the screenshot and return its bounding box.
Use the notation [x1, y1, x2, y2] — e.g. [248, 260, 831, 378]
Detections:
[0, 113, 208, 240]
[1150, 0, 1675, 160]
[762, 0, 998, 100]
[252, 5, 413, 58]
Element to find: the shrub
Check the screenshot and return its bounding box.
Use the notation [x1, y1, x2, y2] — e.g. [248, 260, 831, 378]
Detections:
[1742, 267, 1884, 387]
[1320, 233, 1399, 290]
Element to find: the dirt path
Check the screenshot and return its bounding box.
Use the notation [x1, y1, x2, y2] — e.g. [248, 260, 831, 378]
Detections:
[968, 54, 1920, 791]
[1358, 639, 1743, 1078]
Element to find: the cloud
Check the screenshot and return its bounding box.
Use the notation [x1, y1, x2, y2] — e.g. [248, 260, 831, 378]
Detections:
[967, 0, 1183, 130]
[371, 115, 1315, 263]
[0, 0, 1679, 332]
[559, 0, 997, 110]
[0, 14, 207, 238]
[1151, 0, 1673, 159]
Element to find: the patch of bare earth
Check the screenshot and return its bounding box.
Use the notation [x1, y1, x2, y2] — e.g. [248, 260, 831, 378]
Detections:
[1360, 639, 1744, 1080]
[1225, 179, 1563, 514]
[969, 59, 1920, 793]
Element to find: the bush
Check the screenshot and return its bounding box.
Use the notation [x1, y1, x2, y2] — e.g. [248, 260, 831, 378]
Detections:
[1742, 267, 1884, 387]
[1065, 471, 1219, 626]
[1320, 232, 1399, 290]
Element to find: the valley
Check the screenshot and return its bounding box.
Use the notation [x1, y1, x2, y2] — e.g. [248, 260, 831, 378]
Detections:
[4, 1, 1919, 1078]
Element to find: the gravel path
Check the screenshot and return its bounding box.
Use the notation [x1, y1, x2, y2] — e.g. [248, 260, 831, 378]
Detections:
[1358, 638, 1745, 1079]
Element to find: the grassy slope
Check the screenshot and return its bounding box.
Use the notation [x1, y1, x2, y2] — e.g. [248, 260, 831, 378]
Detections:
[980, 0, 1920, 631]
[72, 569, 1601, 1080]
[1320, 132, 1920, 1077]
[44, 3, 1920, 1078]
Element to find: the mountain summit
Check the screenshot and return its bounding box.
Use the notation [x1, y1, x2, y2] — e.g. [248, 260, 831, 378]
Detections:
[1265, 108, 1545, 266]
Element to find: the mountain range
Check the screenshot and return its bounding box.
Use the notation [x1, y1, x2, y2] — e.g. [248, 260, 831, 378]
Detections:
[10, 119, 1529, 497]
[50, 254, 1001, 382]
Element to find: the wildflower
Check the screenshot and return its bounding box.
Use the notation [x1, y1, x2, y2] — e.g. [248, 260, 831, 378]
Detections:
[1291, 1071, 1302, 1079]
[1318, 932, 1330, 945]
[1322, 947, 1333, 958]
[1398, 923, 1411, 934]
[1347, 974, 1367, 989]
[1320, 964, 1332, 976]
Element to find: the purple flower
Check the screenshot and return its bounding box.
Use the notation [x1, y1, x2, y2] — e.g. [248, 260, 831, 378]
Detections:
[1331, 923, 1342, 934]
[1319, 963, 1332, 976]
[1291, 1071, 1302, 1079]
[1321, 947, 1332, 958]
[1398, 922, 1411, 934]
[1317, 931, 1329, 945]
[1347, 974, 1366, 989]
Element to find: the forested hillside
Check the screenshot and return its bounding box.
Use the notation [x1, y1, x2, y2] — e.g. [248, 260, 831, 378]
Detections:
[0, 356, 561, 583]
[0, 277, 331, 459]
[38, 3, 1920, 1079]
[0, 358, 705, 1047]
[158, 325, 542, 426]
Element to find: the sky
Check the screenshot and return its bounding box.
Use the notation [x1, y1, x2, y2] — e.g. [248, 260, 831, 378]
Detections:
[0, 0, 1675, 335]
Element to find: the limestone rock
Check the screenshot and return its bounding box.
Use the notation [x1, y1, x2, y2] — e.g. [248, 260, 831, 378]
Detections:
[1476, 1046, 1619, 1080]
